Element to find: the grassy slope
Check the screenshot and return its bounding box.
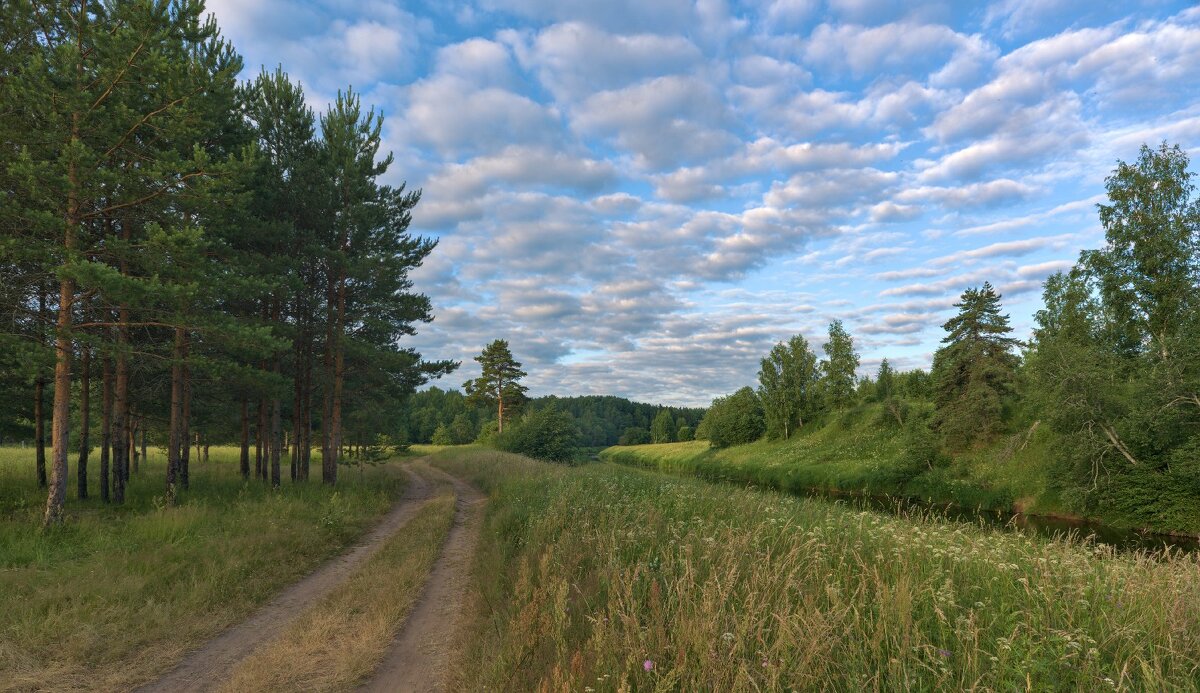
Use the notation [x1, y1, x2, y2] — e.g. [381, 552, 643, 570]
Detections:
[0, 446, 406, 691]
[435, 448, 1200, 692]
[601, 403, 1068, 522]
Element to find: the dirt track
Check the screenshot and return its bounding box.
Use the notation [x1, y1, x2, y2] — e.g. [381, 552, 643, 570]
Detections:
[359, 466, 486, 692]
[137, 464, 440, 693]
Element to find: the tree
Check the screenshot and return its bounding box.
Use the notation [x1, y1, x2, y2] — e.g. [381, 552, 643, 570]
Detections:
[821, 321, 860, 410]
[701, 387, 765, 449]
[758, 334, 821, 439]
[932, 283, 1020, 448]
[650, 408, 676, 443]
[464, 340, 527, 434]
[430, 423, 453, 446]
[618, 427, 651, 445]
[676, 425, 694, 441]
[494, 407, 579, 463]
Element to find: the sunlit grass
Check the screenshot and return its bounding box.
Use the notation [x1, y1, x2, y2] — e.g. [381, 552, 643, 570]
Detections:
[436, 448, 1200, 692]
[0, 445, 407, 691]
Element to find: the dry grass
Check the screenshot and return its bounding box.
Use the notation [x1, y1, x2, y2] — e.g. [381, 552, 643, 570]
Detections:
[0, 446, 406, 691]
[219, 493, 456, 692]
[435, 449, 1200, 692]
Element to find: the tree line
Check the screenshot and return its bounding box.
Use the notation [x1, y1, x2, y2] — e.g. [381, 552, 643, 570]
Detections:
[687, 143, 1199, 528]
[0, 1, 453, 526]
[403, 345, 704, 448]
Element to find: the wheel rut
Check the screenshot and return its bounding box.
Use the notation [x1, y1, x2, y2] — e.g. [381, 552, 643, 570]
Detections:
[359, 467, 486, 693]
[137, 462, 440, 693]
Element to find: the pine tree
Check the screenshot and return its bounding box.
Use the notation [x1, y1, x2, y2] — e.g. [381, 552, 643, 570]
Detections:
[464, 340, 528, 433]
[932, 282, 1020, 448]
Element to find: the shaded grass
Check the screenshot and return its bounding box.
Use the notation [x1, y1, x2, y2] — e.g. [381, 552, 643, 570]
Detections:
[0, 446, 407, 691]
[219, 492, 457, 692]
[435, 448, 1200, 692]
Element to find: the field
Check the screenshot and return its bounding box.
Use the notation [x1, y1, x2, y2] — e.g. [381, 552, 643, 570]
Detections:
[0, 445, 407, 691]
[599, 403, 1079, 523]
[434, 447, 1200, 691]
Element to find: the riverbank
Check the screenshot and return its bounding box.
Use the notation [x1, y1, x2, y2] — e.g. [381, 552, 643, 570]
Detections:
[434, 447, 1200, 691]
[599, 404, 1200, 539]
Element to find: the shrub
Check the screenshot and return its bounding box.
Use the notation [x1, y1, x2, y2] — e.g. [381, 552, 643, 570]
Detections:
[702, 387, 765, 449]
[618, 427, 651, 446]
[494, 407, 580, 463]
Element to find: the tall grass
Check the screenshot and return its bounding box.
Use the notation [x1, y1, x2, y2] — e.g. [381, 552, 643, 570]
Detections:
[0, 445, 407, 691]
[436, 449, 1200, 691]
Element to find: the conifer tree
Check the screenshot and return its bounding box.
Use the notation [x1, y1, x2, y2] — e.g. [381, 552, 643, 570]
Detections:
[932, 282, 1020, 447]
[465, 340, 528, 433]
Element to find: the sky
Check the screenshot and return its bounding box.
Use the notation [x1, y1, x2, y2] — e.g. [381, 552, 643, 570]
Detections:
[207, 0, 1200, 407]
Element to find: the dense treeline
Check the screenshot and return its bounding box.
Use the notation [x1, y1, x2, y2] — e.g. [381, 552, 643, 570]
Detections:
[0, 1, 452, 525]
[401, 387, 704, 448]
[692, 143, 1198, 531]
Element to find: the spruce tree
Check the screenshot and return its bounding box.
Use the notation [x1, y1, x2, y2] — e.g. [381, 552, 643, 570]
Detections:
[932, 282, 1020, 448]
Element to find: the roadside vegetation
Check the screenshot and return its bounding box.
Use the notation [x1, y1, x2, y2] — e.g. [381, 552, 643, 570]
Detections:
[435, 447, 1200, 692]
[0, 446, 406, 691]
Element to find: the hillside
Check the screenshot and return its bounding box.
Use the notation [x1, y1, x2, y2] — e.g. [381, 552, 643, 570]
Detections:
[601, 402, 1198, 537]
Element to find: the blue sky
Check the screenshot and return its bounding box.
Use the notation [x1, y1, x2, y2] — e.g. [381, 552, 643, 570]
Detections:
[208, 0, 1200, 406]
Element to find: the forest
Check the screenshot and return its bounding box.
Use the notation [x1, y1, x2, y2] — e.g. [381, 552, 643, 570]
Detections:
[617, 143, 1200, 535]
[0, 2, 453, 525]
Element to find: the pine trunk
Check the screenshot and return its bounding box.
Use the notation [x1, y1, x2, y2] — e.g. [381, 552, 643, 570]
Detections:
[166, 327, 185, 504]
[99, 356, 111, 503]
[180, 348, 190, 491]
[239, 399, 250, 480]
[76, 346, 90, 499]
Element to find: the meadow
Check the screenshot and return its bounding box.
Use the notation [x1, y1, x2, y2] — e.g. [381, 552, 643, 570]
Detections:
[0, 445, 407, 691]
[434, 447, 1200, 691]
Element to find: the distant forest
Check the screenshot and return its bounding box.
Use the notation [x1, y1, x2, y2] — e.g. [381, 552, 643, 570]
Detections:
[403, 388, 705, 448]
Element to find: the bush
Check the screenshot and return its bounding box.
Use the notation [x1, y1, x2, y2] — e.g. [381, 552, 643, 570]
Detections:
[702, 387, 765, 449]
[618, 427, 651, 446]
[676, 425, 694, 442]
[494, 407, 580, 463]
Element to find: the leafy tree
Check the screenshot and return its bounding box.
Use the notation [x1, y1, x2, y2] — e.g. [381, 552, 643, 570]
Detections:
[494, 407, 579, 463]
[618, 427, 651, 445]
[448, 413, 475, 445]
[464, 340, 528, 433]
[650, 408, 676, 443]
[430, 424, 453, 446]
[758, 335, 821, 439]
[701, 387, 765, 449]
[676, 425, 694, 442]
[1027, 143, 1199, 526]
[821, 321, 860, 410]
[932, 283, 1020, 448]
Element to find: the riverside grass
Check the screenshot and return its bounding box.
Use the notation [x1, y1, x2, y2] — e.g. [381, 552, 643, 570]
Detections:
[600, 402, 1079, 528]
[219, 492, 456, 692]
[0, 445, 406, 691]
[434, 448, 1200, 692]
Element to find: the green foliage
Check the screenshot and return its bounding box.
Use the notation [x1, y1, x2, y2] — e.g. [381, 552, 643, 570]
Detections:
[702, 387, 765, 449]
[430, 424, 454, 446]
[758, 334, 822, 439]
[676, 425, 694, 442]
[650, 408, 676, 443]
[1028, 143, 1199, 527]
[464, 340, 528, 433]
[932, 283, 1020, 448]
[821, 321, 860, 410]
[618, 427, 652, 445]
[493, 407, 580, 463]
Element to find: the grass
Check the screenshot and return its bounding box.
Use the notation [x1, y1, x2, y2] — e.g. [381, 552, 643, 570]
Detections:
[0, 445, 407, 691]
[600, 403, 1077, 524]
[219, 491, 457, 692]
[434, 447, 1200, 691]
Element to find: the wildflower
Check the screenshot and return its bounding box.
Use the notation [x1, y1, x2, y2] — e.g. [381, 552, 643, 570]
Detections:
[643, 659, 655, 672]
[937, 649, 952, 658]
